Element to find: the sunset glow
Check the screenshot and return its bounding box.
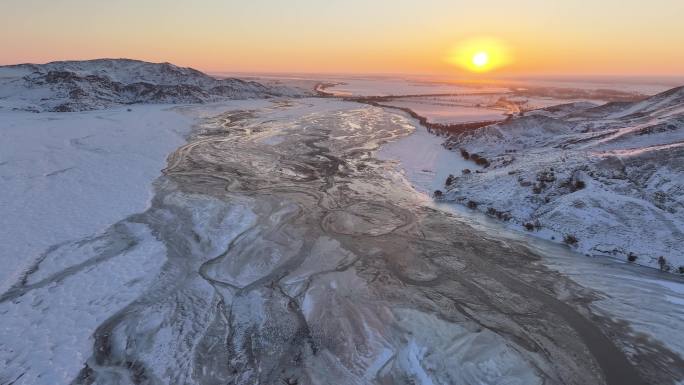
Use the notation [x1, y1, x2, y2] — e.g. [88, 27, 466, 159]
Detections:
[1, 0, 684, 76]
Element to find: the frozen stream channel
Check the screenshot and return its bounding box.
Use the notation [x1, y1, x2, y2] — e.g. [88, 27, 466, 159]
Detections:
[1, 98, 683, 385]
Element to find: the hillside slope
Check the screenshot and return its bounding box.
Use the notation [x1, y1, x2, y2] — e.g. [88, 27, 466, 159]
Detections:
[0, 59, 310, 112]
[442, 86, 684, 272]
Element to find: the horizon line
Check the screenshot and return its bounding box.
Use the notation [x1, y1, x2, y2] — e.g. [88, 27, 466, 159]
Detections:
[2, 57, 683, 83]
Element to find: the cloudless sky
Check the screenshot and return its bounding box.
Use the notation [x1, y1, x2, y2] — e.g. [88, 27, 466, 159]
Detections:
[2, 0, 683, 76]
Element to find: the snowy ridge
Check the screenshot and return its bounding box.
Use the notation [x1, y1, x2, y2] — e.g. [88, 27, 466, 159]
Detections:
[442, 86, 684, 272]
[0, 59, 310, 112]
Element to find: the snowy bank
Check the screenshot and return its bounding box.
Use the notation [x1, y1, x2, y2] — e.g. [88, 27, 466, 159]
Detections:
[0, 106, 190, 291]
[0, 102, 267, 293]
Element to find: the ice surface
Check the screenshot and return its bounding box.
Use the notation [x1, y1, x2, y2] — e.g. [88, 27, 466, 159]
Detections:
[377, 124, 481, 193]
[323, 77, 501, 97]
[381, 99, 506, 124]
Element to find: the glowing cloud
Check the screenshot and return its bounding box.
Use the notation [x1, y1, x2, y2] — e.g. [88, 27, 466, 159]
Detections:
[448, 37, 512, 73]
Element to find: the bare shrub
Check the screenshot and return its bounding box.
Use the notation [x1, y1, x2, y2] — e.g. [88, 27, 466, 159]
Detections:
[536, 170, 556, 183]
[473, 156, 490, 167]
[658, 256, 670, 271]
[573, 180, 586, 190]
[563, 234, 578, 246]
[532, 182, 546, 194]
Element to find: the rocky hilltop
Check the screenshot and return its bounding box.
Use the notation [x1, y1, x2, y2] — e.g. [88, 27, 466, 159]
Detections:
[0, 59, 310, 112]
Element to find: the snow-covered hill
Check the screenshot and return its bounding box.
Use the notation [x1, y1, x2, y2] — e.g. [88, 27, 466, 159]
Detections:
[0, 59, 310, 112]
[441, 86, 684, 272]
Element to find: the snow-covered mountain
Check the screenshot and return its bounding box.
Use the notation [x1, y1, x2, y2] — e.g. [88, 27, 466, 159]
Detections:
[0, 59, 310, 112]
[441, 86, 684, 272]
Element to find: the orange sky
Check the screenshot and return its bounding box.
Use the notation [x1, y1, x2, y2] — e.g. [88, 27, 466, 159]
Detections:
[2, 0, 683, 76]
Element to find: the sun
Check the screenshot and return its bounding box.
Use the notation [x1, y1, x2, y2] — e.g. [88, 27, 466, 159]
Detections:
[472, 52, 489, 68]
[447, 37, 511, 73]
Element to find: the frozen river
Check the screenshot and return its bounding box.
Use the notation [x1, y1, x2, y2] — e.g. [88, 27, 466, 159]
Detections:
[1, 98, 683, 385]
